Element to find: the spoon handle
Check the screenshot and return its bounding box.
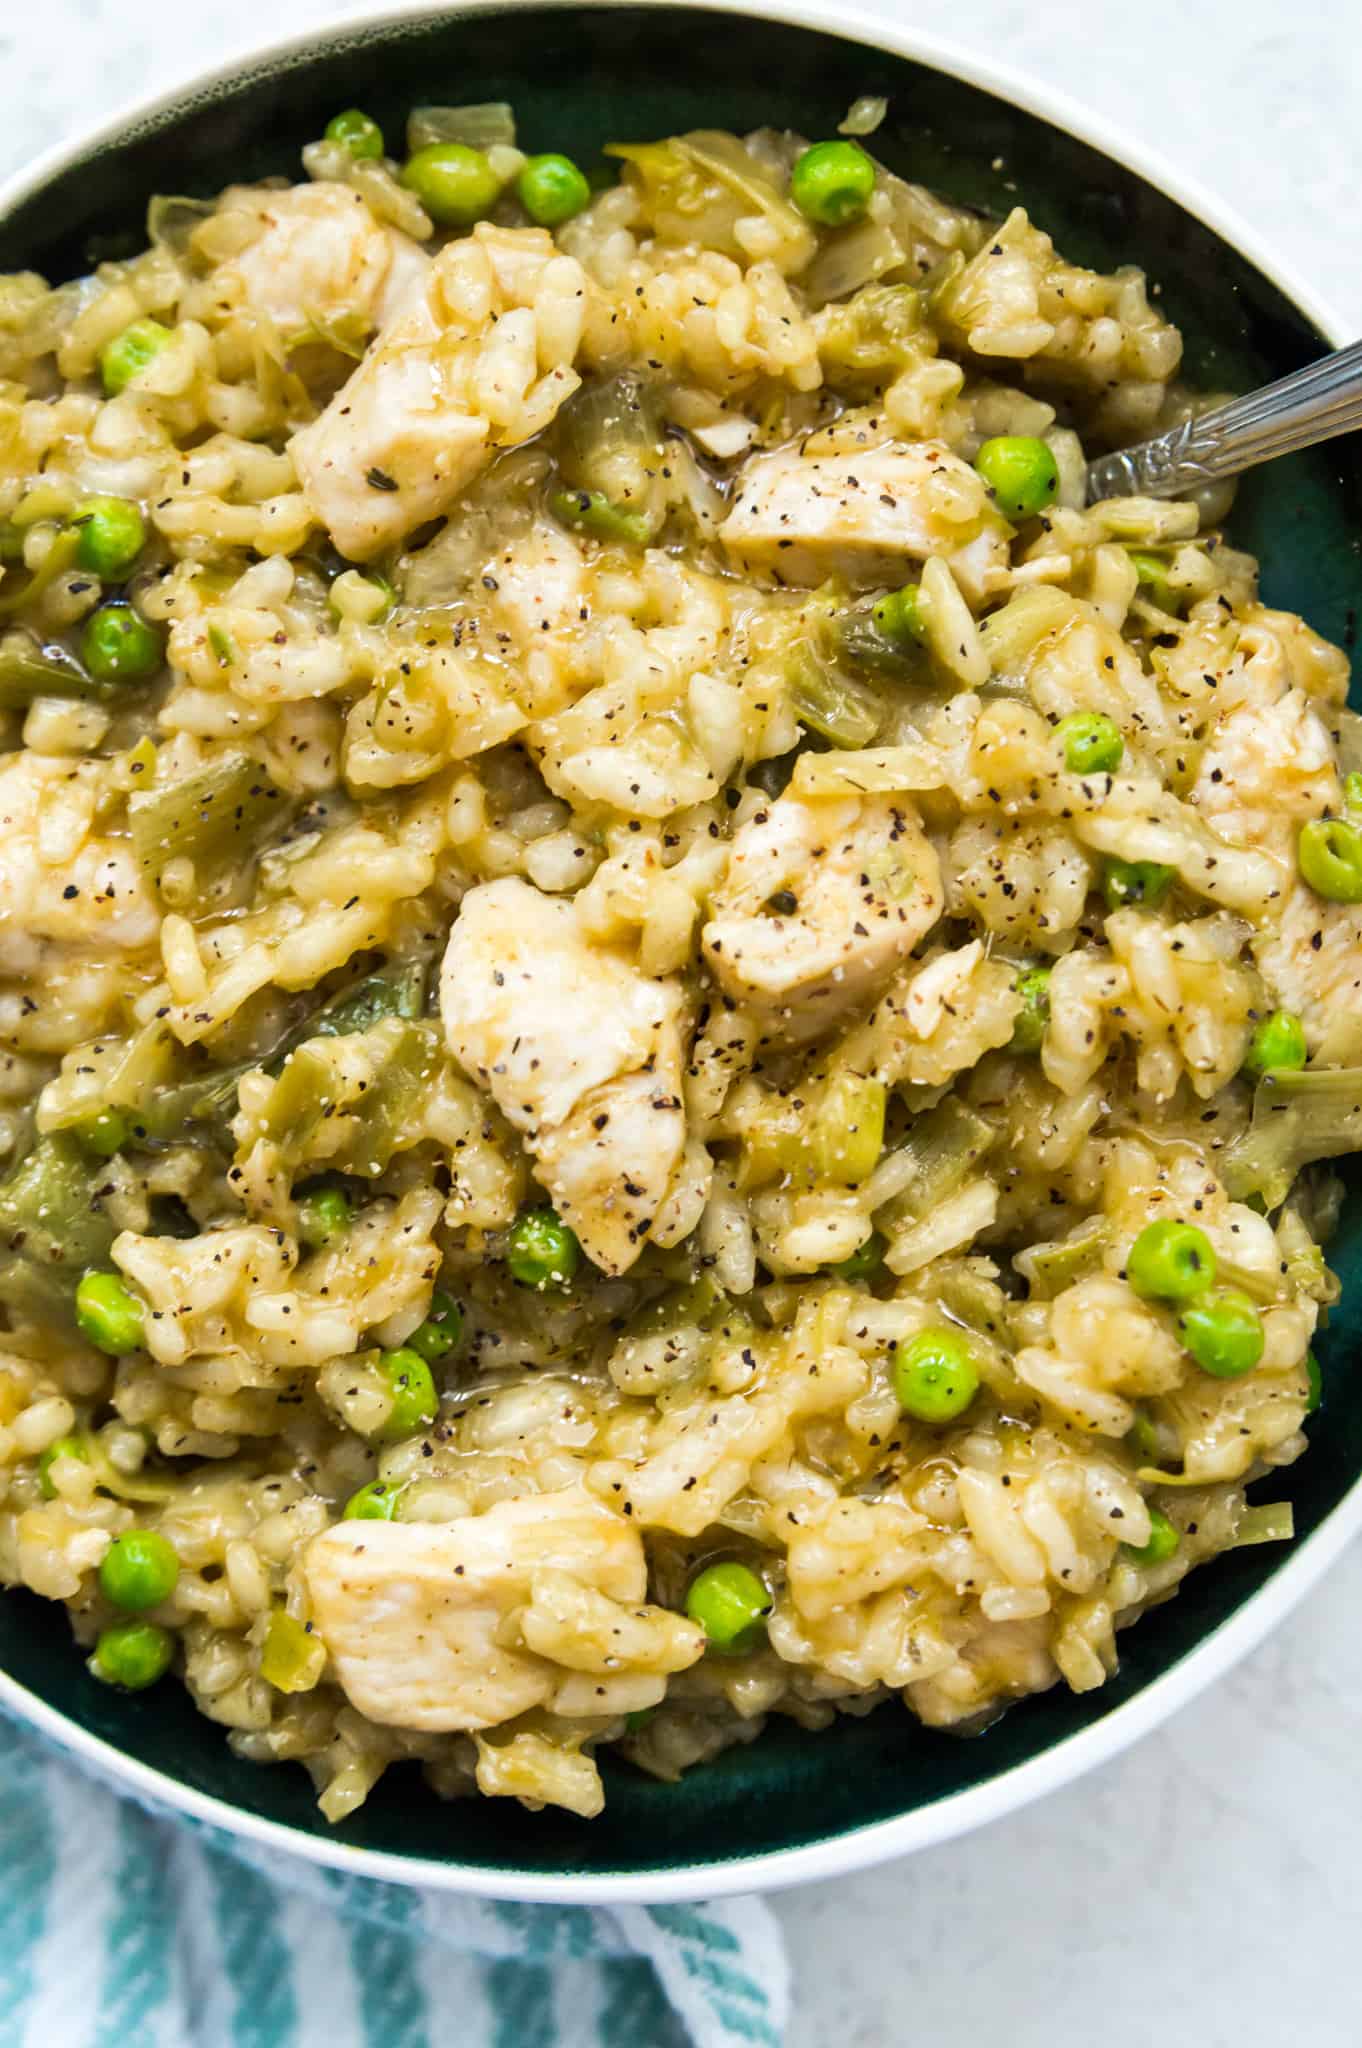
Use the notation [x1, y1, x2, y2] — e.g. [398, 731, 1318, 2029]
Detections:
[1084, 338, 1362, 504]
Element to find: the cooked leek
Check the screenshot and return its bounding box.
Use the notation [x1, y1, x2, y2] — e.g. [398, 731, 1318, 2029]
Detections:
[878, 1098, 995, 1224]
[0, 1134, 118, 1313]
[406, 102, 516, 154]
[1015, 1216, 1111, 1299]
[810, 1072, 886, 1185]
[129, 752, 294, 895]
[1228, 1501, 1294, 1548]
[787, 646, 884, 749]
[1221, 1067, 1362, 1208]
[259, 1608, 326, 1693]
[0, 639, 116, 707]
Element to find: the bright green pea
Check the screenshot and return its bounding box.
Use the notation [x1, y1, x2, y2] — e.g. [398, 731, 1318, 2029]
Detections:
[375, 1348, 438, 1441]
[99, 1528, 180, 1612]
[1102, 858, 1174, 912]
[1126, 1219, 1216, 1304]
[1176, 1287, 1264, 1379]
[80, 603, 163, 684]
[99, 318, 172, 398]
[548, 487, 654, 546]
[38, 1434, 89, 1500]
[829, 1230, 885, 1282]
[974, 436, 1059, 520]
[407, 1288, 463, 1364]
[1057, 710, 1124, 776]
[72, 497, 146, 580]
[88, 1619, 174, 1691]
[892, 1328, 980, 1423]
[401, 142, 502, 226]
[1128, 550, 1182, 613]
[75, 1269, 145, 1355]
[517, 153, 592, 226]
[1305, 1348, 1322, 1414]
[1343, 771, 1362, 816]
[685, 1560, 772, 1654]
[325, 108, 385, 160]
[506, 1206, 581, 1290]
[1242, 1009, 1307, 1081]
[789, 140, 876, 227]
[1123, 1504, 1180, 1567]
[1009, 965, 1051, 1054]
[1298, 815, 1362, 903]
[871, 583, 927, 645]
[342, 1477, 406, 1521]
[297, 1186, 352, 1251]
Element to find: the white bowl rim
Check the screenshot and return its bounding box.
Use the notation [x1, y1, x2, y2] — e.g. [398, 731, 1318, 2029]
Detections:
[1, 0, 1358, 1907]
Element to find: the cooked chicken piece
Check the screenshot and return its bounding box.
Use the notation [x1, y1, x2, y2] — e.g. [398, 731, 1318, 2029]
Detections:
[1192, 689, 1362, 1060]
[215, 183, 430, 344]
[718, 441, 1011, 601]
[290, 224, 588, 560]
[304, 1487, 697, 1732]
[440, 877, 686, 1273]
[0, 755, 158, 974]
[701, 792, 943, 1042]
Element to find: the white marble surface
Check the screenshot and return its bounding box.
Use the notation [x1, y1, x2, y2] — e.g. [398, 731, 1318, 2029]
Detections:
[2, 2, 1359, 2040]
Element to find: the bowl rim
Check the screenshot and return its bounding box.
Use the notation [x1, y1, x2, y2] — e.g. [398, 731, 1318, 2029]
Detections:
[2, 0, 1358, 1906]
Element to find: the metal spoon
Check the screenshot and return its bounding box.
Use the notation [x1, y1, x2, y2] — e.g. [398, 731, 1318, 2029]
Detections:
[1084, 338, 1362, 504]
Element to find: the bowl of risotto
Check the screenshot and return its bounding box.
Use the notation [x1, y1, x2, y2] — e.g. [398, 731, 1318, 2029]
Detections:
[0, 0, 1359, 1902]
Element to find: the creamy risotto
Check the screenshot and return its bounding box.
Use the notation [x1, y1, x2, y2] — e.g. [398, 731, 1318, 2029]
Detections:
[0, 97, 1354, 1823]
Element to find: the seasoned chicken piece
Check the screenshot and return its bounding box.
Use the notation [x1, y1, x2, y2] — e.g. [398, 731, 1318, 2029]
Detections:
[1192, 689, 1362, 1060]
[0, 755, 158, 974]
[702, 792, 943, 1042]
[304, 1488, 702, 1732]
[440, 878, 686, 1273]
[289, 224, 588, 560]
[214, 182, 430, 344]
[718, 440, 1011, 601]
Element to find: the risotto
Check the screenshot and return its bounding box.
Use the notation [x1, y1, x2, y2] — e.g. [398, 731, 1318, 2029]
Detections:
[0, 96, 1355, 1824]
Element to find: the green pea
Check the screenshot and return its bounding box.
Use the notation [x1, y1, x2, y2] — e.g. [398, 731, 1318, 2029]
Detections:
[1127, 550, 1181, 613]
[1009, 965, 1051, 1055]
[325, 108, 385, 160]
[548, 487, 654, 546]
[88, 1619, 174, 1691]
[80, 603, 163, 684]
[974, 436, 1059, 520]
[517, 153, 592, 226]
[342, 1477, 406, 1521]
[1298, 815, 1362, 903]
[1242, 1009, 1307, 1081]
[99, 318, 172, 398]
[892, 1327, 980, 1423]
[401, 142, 502, 227]
[1127, 1405, 1162, 1462]
[789, 140, 876, 227]
[72, 497, 146, 581]
[297, 1186, 352, 1251]
[1057, 710, 1123, 776]
[828, 1230, 885, 1282]
[407, 1288, 463, 1364]
[1176, 1287, 1264, 1379]
[74, 1106, 132, 1159]
[871, 583, 928, 646]
[38, 1434, 89, 1500]
[506, 1206, 581, 1290]
[375, 1347, 438, 1440]
[1343, 771, 1362, 816]
[1102, 858, 1173, 912]
[1123, 1504, 1180, 1567]
[1126, 1219, 1216, 1304]
[75, 1269, 145, 1355]
[99, 1528, 180, 1612]
[1305, 1348, 1322, 1414]
[684, 1560, 772, 1654]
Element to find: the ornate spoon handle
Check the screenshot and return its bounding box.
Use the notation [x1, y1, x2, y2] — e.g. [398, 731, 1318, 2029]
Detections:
[1084, 338, 1362, 504]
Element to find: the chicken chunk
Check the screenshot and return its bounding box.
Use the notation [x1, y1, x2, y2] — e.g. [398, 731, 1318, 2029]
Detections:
[304, 1487, 702, 1732]
[718, 440, 1011, 601]
[440, 877, 686, 1273]
[0, 755, 159, 975]
[702, 792, 943, 1042]
[289, 224, 589, 560]
[214, 182, 430, 345]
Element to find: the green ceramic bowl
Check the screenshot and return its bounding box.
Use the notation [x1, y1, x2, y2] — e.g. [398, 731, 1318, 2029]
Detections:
[1, 0, 1359, 1904]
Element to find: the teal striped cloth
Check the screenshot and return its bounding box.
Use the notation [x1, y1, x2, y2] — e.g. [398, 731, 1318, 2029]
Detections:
[0, 1716, 789, 2047]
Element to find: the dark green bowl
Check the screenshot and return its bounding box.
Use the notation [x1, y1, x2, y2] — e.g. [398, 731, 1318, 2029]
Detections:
[2, 1, 1359, 1901]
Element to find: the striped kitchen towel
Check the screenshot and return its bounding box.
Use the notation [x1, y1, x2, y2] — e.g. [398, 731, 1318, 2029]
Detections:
[0, 1717, 790, 2048]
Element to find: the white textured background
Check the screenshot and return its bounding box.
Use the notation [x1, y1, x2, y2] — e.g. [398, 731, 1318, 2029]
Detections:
[2, 2, 1359, 2041]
